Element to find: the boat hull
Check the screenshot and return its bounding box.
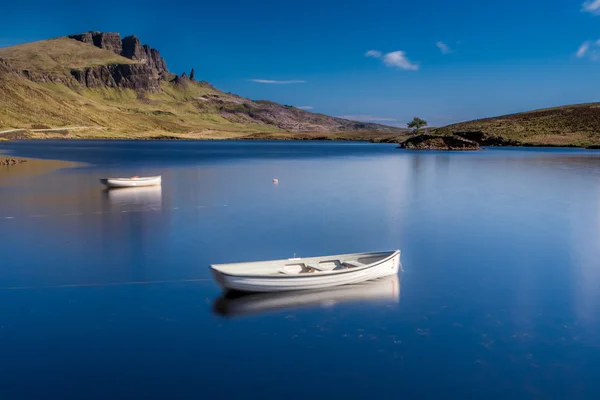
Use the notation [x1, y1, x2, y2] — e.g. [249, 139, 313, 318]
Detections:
[211, 250, 401, 293]
[99, 176, 161, 188]
[213, 274, 401, 317]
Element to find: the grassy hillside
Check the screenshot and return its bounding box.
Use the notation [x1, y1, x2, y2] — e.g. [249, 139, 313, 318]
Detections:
[0, 38, 135, 77]
[0, 70, 282, 137]
[437, 103, 600, 147]
[0, 35, 405, 140]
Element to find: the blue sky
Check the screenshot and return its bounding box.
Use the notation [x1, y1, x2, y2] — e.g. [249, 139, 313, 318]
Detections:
[2, 0, 600, 126]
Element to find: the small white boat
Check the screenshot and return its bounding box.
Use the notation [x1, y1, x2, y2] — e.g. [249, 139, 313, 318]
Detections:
[213, 274, 401, 317]
[210, 250, 401, 293]
[99, 175, 161, 188]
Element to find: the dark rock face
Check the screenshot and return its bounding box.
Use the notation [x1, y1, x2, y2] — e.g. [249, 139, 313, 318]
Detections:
[70, 32, 168, 85]
[69, 32, 122, 55]
[143, 44, 167, 75]
[189, 68, 195, 80]
[171, 71, 191, 85]
[22, 69, 72, 84]
[454, 131, 520, 146]
[587, 145, 600, 149]
[71, 63, 159, 91]
[68, 32, 94, 45]
[121, 35, 146, 61]
[120, 36, 167, 77]
[399, 134, 480, 150]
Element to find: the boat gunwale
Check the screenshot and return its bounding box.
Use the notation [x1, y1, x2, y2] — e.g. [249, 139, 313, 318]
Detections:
[210, 250, 400, 279]
[101, 176, 161, 182]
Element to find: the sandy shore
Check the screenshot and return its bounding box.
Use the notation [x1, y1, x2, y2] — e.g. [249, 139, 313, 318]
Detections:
[0, 154, 81, 181]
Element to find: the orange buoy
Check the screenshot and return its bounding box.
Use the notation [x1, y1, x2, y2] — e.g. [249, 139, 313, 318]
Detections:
[273, 178, 279, 184]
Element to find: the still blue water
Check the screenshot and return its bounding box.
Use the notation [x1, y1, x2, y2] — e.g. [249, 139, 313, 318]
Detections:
[1, 140, 600, 398]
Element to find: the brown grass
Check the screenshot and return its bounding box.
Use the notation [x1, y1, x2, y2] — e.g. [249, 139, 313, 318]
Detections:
[0, 38, 135, 76]
[438, 102, 600, 146]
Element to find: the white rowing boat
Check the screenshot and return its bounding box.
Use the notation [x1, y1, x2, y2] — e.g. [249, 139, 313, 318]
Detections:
[210, 250, 401, 293]
[213, 274, 401, 317]
[99, 175, 161, 188]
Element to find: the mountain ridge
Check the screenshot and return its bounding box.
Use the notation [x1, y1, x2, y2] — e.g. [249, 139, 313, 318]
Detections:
[0, 31, 407, 140]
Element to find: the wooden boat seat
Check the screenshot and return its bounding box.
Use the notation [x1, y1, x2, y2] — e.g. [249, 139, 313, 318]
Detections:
[306, 263, 329, 271]
[279, 263, 336, 274]
[279, 260, 366, 274]
[341, 260, 366, 268]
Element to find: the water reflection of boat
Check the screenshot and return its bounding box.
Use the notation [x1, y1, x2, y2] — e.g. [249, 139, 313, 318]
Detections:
[213, 274, 402, 318]
[103, 185, 162, 209]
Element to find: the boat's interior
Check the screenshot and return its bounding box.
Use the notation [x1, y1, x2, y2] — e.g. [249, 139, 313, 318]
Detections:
[211, 251, 395, 276]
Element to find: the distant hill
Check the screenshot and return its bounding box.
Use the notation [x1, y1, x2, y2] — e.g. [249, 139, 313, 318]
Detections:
[0, 32, 407, 140]
[436, 103, 600, 147]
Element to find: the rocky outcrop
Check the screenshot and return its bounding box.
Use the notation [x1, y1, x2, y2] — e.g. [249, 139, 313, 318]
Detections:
[122, 36, 167, 75]
[69, 32, 123, 55]
[399, 134, 480, 150]
[189, 68, 195, 80]
[70, 32, 168, 79]
[0, 158, 27, 166]
[71, 63, 159, 91]
[0, 58, 14, 73]
[22, 69, 74, 84]
[143, 44, 167, 76]
[454, 131, 520, 146]
[64, 32, 172, 91]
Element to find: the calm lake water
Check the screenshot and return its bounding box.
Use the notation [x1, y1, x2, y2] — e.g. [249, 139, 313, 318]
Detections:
[1, 140, 600, 399]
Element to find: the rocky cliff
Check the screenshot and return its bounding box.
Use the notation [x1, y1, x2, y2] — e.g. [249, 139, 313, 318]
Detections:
[69, 32, 123, 55]
[69, 31, 167, 77]
[67, 31, 169, 90]
[70, 63, 159, 91]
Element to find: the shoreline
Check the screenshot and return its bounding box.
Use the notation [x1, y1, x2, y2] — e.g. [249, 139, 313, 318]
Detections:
[3, 129, 599, 149]
[3, 136, 599, 150]
[0, 154, 84, 179]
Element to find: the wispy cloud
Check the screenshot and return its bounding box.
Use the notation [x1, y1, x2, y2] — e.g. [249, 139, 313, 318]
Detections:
[576, 39, 600, 60]
[582, 0, 600, 14]
[364, 50, 382, 58]
[365, 49, 419, 71]
[248, 79, 306, 84]
[577, 41, 592, 58]
[297, 106, 313, 110]
[436, 41, 453, 54]
[336, 115, 397, 122]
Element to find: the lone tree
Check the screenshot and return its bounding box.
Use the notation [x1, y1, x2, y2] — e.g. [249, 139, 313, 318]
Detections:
[407, 117, 427, 134]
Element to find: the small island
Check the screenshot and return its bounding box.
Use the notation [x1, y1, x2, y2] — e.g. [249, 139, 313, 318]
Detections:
[399, 134, 480, 151]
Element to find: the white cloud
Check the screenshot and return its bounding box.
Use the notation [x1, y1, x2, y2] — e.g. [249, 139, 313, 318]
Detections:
[297, 106, 313, 110]
[365, 49, 419, 70]
[436, 41, 453, 54]
[577, 41, 591, 58]
[575, 39, 600, 60]
[382, 51, 419, 71]
[365, 50, 382, 58]
[582, 0, 600, 14]
[248, 79, 306, 84]
[336, 115, 397, 122]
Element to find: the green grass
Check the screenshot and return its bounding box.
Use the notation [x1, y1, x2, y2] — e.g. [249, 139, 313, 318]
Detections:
[0, 38, 135, 77]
